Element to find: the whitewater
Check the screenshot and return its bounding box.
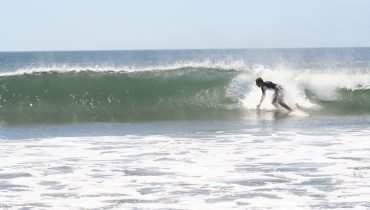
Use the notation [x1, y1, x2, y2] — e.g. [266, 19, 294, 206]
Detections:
[0, 48, 370, 209]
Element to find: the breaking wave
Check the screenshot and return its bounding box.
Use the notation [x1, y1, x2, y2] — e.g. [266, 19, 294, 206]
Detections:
[0, 65, 369, 123]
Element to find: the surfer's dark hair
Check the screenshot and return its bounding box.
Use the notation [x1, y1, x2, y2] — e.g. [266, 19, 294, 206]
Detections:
[255, 77, 263, 83]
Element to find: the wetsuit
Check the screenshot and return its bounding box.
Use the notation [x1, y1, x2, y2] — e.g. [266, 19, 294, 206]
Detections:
[260, 81, 284, 104]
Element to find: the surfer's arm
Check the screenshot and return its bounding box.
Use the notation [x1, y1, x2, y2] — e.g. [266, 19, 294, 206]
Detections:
[257, 89, 265, 109]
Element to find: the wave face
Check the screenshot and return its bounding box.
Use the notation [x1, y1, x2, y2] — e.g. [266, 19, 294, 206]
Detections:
[0, 68, 242, 123]
[1, 49, 370, 123]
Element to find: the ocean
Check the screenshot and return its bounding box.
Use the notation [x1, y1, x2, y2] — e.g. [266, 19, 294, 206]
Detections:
[0, 48, 369, 209]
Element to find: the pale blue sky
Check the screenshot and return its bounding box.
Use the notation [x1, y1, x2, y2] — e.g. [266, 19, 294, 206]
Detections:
[1, 0, 370, 51]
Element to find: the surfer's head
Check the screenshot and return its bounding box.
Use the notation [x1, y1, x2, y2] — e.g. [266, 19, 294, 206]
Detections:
[255, 77, 264, 87]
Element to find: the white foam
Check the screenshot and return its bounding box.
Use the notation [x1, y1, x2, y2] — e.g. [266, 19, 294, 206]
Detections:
[1, 126, 370, 209]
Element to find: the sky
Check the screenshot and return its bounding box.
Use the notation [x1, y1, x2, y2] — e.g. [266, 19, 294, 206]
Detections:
[1, 0, 370, 51]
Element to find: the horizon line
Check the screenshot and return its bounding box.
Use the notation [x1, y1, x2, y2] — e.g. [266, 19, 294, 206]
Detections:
[1, 46, 369, 53]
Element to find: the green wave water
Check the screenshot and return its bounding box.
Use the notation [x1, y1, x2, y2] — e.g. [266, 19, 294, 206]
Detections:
[312, 89, 370, 115]
[0, 68, 242, 123]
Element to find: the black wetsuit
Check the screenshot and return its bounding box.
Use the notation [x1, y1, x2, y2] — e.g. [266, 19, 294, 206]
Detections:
[260, 81, 278, 94]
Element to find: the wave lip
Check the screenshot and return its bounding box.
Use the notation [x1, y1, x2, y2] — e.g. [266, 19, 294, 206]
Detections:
[0, 59, 248, 77]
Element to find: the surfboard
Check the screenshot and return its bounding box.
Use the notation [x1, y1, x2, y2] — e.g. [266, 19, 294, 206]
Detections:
[290, 103, 309, 117]
[289, 109, 309, 117]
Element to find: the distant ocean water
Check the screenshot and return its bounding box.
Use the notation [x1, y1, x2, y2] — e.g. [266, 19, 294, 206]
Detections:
[0, 49, 369, 209]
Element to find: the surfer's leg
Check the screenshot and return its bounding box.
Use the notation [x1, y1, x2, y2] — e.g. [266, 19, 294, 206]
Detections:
[272, 91, 278, 108]
[279, 102, 293, 111]
[276, 87, 292, 111]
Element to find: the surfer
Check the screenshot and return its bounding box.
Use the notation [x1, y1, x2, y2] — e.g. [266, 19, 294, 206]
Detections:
[255, 77, 292, 111]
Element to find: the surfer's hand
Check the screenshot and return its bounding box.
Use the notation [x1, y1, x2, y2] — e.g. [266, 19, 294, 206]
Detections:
[256, 104, 261, 110]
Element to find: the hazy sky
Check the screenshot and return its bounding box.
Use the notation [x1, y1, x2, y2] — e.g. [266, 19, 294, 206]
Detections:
[1, 0, 370, 51]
